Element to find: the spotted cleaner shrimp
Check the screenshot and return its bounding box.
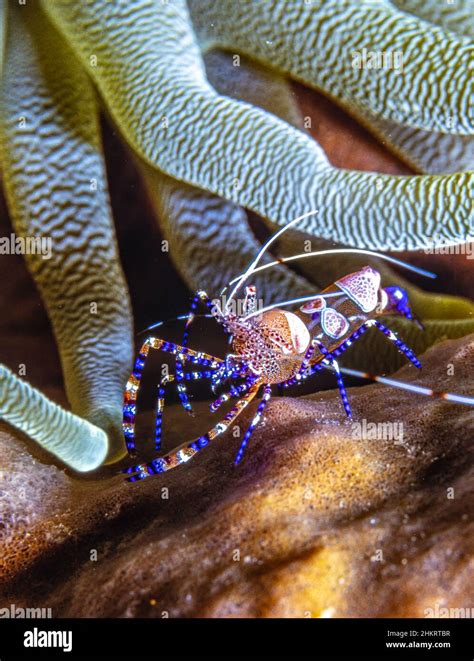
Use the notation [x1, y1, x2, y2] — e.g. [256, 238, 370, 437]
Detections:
[122, 212, 474, 482]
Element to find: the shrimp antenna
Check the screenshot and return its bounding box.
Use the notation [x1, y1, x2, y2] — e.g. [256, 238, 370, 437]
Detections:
[339, 367, 474, 406]
[227, 248, 436, 289]
[138, 313, 213, 335]
[224, 209, 320, 311]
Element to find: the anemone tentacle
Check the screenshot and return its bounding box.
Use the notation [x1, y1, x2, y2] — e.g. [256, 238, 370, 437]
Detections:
[0, 364, 107, 471]
[0, 3, 133, 462]
[43, 0, 473, 251]
[189, 0, 472, 135]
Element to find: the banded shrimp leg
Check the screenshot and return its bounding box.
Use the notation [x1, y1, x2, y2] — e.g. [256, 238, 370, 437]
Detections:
[123, 337, 224, 455]
[174, 290, 226, 414]
[138, 311, 216, 419]
[171, 214, 322, 417]
[124, 379, 264, 482]
[287, 318, 423, 417]
[154, 363, 248, 452]
[195, 315, 432, 466]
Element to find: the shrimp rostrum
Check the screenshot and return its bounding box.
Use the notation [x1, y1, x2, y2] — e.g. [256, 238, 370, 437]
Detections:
[122, 213, 474, 482]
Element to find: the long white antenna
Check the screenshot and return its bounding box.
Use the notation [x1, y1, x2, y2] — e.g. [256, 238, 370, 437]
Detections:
[224, 209, 319, 311]
[139, 313, 213, 335]
[227, 248, 436, 288]
[339, 367, 474, 406]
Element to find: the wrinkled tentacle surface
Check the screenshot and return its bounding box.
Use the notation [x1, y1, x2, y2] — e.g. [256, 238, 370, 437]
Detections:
[145, 48, 474, 364]
[43, 0, 473, 251]
[0, 4, 133, 462]
[201, 50, 474, 372]
[191, 1, 474, 176]
[142, 50, 312, 302]
[189, 0, 473, 134]
[0, 365, 107, 471]
[393, 0, 474, 38]
[354, 0, 474, 174]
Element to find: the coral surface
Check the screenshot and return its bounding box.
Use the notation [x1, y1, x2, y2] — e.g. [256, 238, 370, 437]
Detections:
[0, 336, 472, 617]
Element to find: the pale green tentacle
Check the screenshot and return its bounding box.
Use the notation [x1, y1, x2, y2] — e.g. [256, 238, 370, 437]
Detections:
[0, 0, 470, 474]
[191, 0, 474, 174]
[189, 0, 472, 135]
[0, 4, 132, 463]
[356, 0, 474, 174]
[203, 50, 303, 129]
[42, 0, 473, 251]
[392, 0, 474, 37]
[142, 50, 312, 302]
[203, 51, 472, 317]
[0, 365, 107, 471]
[142, 167, 312, 302]
[356, 118, 474, 174]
